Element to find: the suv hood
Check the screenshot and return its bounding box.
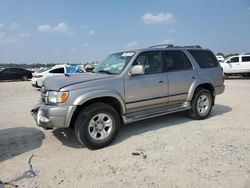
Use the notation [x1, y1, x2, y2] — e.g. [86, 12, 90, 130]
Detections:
[43, 73, 113, 91]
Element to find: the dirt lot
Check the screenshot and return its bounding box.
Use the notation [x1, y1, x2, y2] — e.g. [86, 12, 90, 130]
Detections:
[0, 79, 250, 188]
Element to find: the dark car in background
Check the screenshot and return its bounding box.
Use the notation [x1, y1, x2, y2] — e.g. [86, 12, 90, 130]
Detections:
[0, 68, 32, 81]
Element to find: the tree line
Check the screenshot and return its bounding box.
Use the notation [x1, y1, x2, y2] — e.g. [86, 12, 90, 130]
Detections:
[216, 52, 239, 59]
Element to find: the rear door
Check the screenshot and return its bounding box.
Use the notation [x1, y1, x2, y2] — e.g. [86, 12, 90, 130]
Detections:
[162, 50, 195, 104]
[12, 68, 23, 79]
[241, 56, 250, 72]
[124, 51, 168, 112]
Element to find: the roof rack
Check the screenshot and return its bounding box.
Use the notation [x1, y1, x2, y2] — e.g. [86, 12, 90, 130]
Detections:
[149, 44, 174, 48]
[149, 44, 202, 49]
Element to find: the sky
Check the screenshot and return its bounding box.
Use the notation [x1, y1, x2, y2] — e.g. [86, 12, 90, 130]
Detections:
[0, 0, 250, 64]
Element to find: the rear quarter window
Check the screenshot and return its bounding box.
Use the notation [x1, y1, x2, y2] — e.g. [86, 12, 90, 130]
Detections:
[242, 56, 250, 62]
[189, 50, 218, 68]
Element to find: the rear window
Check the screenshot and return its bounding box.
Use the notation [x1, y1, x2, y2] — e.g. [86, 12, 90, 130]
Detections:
[189, 50, 218, 68]
[242, 56, 250, 62]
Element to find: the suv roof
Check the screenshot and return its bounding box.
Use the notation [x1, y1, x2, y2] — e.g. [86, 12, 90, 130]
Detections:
[129, 44, 208, 54]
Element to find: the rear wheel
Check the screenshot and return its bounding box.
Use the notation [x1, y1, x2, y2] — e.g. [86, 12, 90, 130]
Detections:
[21, 75, 29, 81]
[74, 102, 120, 149]
[188, 88, 213, 120]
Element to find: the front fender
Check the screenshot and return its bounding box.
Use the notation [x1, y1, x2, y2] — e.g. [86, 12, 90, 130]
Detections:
[73, 90, 126, 114]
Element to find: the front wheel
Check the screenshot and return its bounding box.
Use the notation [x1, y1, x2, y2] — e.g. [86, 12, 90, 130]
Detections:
[188, 88, 213, 120]
[74, 102, 120, 149]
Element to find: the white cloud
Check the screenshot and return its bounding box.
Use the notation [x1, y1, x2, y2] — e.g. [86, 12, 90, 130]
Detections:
[38, 24, 52, 32]
[37, 22, 71, 33]
[89, 30, 95, 36]
[163, 38, 174, 44]
[142, 12, 175, 24]
[18, 32, 31, 37]
[0, 32, 18, 44]
[54, 23, 70, 33]
[125, 41, 138, 49]
[82, 43, 89, 47]
[10, 22, 19, 30]
[0, 24, 4, 29]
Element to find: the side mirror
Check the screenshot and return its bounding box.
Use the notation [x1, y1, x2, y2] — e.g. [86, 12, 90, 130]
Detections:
[130, 65, 145, 76]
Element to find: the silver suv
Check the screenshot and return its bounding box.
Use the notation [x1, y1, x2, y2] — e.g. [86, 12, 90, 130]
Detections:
[31, 44, 225, 149]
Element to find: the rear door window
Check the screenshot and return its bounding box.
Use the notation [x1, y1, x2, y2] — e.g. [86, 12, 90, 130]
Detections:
[189, 50, 218, 68]
[162, 51, 192, 71]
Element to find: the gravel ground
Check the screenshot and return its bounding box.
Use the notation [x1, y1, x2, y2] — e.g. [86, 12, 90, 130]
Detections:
[0, 79, 250, 188]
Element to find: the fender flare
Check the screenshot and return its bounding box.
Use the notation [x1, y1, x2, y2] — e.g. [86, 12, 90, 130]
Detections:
[186, 79, 214, 101]
[73, 90, 126, 114]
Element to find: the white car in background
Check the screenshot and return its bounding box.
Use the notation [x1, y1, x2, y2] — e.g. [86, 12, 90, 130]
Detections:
[31, 65, 76, 88]
[216, 55, 224, 62]
[220, 53, 250, 77]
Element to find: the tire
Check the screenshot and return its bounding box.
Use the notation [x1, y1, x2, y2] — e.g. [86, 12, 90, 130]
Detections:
[188, 88, 213, 120]
[74, 102, 120, 149]
[21, 75, 29, 81]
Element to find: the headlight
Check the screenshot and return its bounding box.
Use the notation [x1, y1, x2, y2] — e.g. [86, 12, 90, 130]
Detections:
[47, 91, 69, 104]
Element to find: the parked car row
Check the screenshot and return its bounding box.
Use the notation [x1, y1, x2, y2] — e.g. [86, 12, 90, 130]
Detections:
[31, 64, 95, 88]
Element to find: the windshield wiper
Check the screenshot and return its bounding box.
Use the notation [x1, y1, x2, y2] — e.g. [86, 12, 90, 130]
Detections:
[97, 70, 112, 74]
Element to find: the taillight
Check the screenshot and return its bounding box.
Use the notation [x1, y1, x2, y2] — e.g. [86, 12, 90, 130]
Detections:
[221, 72, 225, 83]
[34, 75, 43, 78]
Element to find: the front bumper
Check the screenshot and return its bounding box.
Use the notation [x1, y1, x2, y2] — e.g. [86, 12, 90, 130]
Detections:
[31, 103, 76, 129]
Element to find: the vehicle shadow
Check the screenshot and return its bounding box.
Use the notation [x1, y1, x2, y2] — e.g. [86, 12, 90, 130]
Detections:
[0, 127, 45, 162]
[52, 128, 83, 148]
[51, 104, 232, 148]
[114, 104, 232, 145]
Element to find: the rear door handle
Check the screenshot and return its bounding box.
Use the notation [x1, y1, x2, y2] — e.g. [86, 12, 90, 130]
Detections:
[191, 76, 196, 79]
[158, 80, 164, 83]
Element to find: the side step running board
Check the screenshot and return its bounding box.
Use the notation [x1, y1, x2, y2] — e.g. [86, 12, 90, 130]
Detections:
[122, 103, 190, 124]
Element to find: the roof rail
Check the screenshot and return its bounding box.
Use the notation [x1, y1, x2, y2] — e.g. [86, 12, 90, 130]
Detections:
[148, 44, 202, 49]
[149, 44, 174, 48]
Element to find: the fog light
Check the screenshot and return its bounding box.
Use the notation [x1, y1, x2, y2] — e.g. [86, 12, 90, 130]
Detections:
[40, 116, 50, 123]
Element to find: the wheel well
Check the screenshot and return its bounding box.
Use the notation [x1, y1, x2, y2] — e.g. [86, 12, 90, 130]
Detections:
[195, 83, 215, 105]
[196, 83, 214, 95]
[69, 97, 123, 128]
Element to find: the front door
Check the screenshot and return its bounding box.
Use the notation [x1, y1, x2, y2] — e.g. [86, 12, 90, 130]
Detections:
[124, 51, 168, 113]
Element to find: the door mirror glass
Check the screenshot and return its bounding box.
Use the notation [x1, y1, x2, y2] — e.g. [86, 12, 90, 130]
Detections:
[130, 65, 145, 75]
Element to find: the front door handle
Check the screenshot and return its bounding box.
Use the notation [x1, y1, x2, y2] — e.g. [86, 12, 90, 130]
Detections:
[158, 80, 164, 83]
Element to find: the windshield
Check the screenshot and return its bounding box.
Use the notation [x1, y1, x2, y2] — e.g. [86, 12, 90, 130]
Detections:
[93, 52, 135, 75]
